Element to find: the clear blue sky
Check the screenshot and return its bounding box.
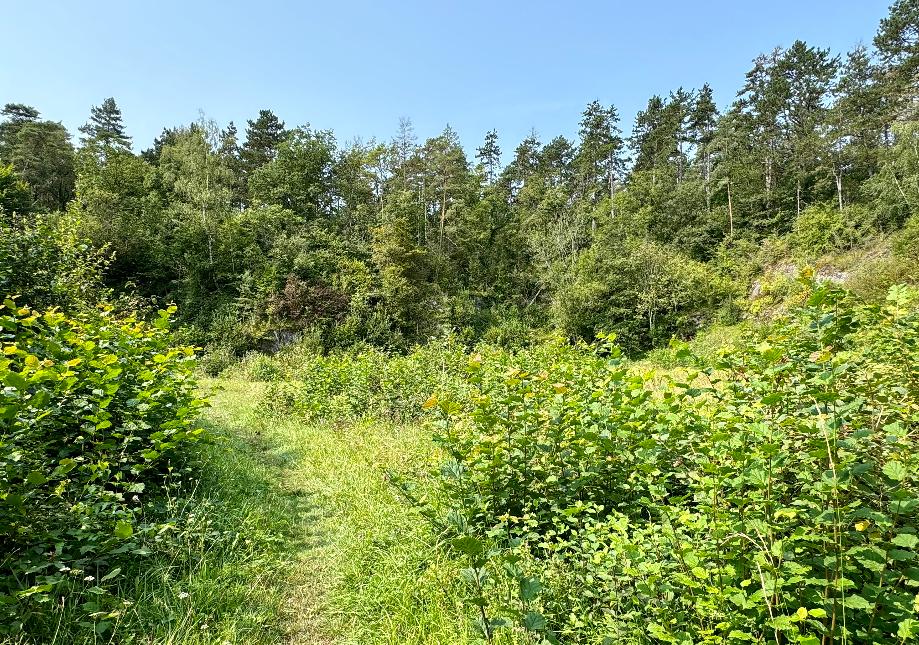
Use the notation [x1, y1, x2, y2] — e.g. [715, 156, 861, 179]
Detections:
[2, 0, 892, 159]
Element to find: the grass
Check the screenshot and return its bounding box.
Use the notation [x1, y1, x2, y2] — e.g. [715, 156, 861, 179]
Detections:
[3, 379, 297, 645]
[5, 376, 474, 644]
[201, 377, 475, 645]
[230, 376, 475, 645]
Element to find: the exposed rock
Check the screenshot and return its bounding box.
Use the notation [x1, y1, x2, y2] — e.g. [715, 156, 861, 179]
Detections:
[815, 267, 850, 284]
[259, 329, 301, 354]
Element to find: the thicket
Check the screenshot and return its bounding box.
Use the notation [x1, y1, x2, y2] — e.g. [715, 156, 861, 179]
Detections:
[0, 300, 207, 636]
[257, 281, 919, 643]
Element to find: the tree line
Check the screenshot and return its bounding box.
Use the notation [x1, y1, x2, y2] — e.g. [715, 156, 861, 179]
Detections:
[1, 0, 918, 358]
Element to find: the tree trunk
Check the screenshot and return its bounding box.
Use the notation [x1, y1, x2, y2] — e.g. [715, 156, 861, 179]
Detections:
[727, 179, 734, 239]
[835, 169, 844, 212]
[703, 153, 712, 213]
[610, 171, 617, 219]
[439, 182, 447, 252]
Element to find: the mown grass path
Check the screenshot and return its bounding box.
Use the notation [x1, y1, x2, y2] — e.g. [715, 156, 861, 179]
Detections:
[203, 378, 472, 645]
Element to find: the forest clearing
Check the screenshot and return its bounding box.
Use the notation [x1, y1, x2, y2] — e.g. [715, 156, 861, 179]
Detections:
[3, 0, 919, 642]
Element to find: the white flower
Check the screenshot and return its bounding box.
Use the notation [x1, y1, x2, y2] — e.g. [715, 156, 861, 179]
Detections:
[178, 591, 190, 599]
[83, 575, 95, 582]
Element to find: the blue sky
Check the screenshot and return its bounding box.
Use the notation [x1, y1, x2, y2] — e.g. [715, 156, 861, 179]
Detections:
[2, 0, 892, 159]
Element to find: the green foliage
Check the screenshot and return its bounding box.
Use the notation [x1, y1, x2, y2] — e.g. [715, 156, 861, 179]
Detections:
[260, 338, 470, 422]
[864, 121, 919, 228]
[556, 238, 724, 352]
[428, 283, 919, 643]
[0, 301, 207, 635]
[791, 203, 857, 255]
[5, 0, 919, 357]
[78, 97, 131, 151]
[248, 126, 336, 219]
[0, 104, 75, 212]
[846, 215, 919, 301]
[0, 163, 32, 215]
[0, 211, 109, 311]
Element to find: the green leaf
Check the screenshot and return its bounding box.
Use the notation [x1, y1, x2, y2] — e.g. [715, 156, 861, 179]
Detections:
[451, 535, 483, 556]
[883, 460, 908, 481]
[842, 594, 873, 610]
[54, 458, 77, 475]
[100, 567, 122, 582]
[522, 611, 547, 632]
[3, 370, 28, 390]
[519, 577, 542, 601]
[25, 471, 48, 486]
[892, 533, 919, 549]
[15, 584, 52, 598]
[114, 521, 133, 540]
[899, 619, 919, 639]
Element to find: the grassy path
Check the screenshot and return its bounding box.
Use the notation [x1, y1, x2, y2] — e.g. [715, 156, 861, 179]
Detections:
[202, 378, 472, 645]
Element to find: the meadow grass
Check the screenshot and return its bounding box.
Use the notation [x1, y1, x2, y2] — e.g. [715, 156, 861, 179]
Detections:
[5, 376, 474, 644]
[200, 377, 475, 645]
[232, 377, 476, 645]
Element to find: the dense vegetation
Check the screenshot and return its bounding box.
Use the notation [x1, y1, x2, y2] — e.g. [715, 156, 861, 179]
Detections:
[1, 1, 919, 643]
[3, 1, 919, 361]
[249, 279, 919, 643]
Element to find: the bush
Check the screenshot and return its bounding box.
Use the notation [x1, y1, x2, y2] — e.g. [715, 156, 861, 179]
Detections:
[847, 217, 919, 300]
[0, 212, 109, 312]
[428, 283, 919, 643]
[0, 301, 207, 635]
[555, 239, 723, 352]
[260, 337, 470, 422]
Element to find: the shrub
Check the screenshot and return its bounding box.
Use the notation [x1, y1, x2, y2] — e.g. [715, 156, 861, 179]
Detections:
[0, 211, 109, 312]
[429, 283, 919, 643]
[0, 301, 207, 635]
[555, 239, 723, 353]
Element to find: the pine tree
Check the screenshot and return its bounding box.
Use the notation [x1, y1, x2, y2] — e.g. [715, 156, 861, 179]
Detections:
[421, 125, 470, 258]
[79, 97, 131, 150]
[476, 129, 501, 185]
[689, 84, 720, 210]
[505, 130, 541, 194]
[538, 136, 575, 187]
[1, 104, 75, 210]
[874, 0, 919, 121]
[575, 100, 624, 207]
[737, 49, 785, 219]
[776, 41, 839, 217]
[830, 46, 884, 208]
[0, 103, 40, 158]
[241, 109, 286, 178]
[219, 121, 246, 208]
[632, 95, 667, 176]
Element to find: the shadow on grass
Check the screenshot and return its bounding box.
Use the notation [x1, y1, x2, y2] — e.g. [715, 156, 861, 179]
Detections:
[9, 386, 327, 645]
